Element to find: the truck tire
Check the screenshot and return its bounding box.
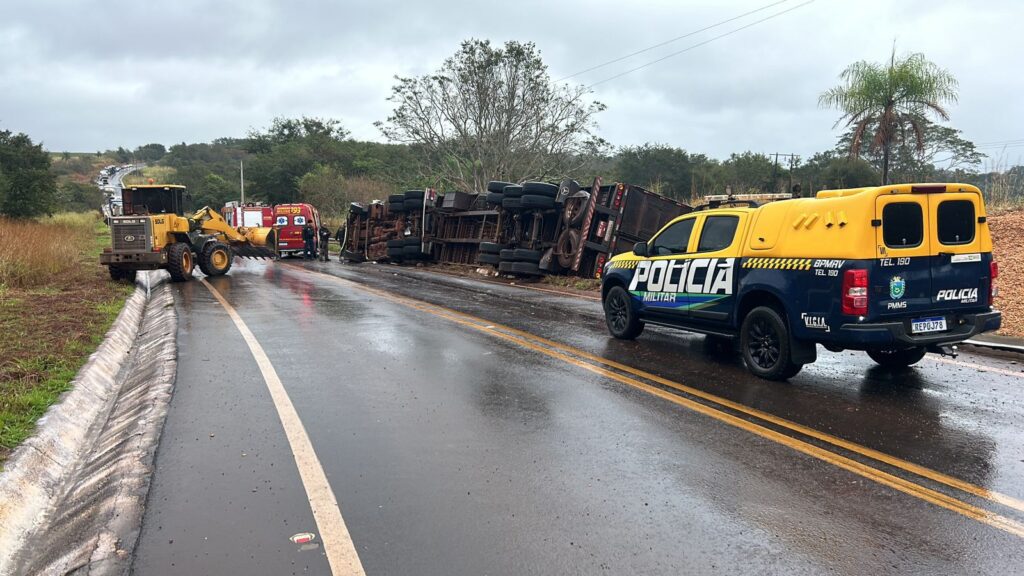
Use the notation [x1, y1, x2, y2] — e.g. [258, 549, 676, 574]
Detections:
[404, 237, 422, 247]
[479, 242, 504, 254]
[477, 253, 500, 265]
[502, 197, 522, 210]
[498, 261, 515, 273]
[520, 194, 555, 210]
[386, 248, 405, 260]
[404, 199, 424, 211]
[487, 181, 515, 193]
[167, 242, 194, 282]
[389, 202, 406, 213]
[522, 182, 559, 197]
[556, 228, 581, 269]
[604, 285, 644, 340]
[198, 242, 233, 277]
[388, 194, 406, 203]
[486, 192, 504, 205]
[404, 190, 425, 200]
[402, 244, 423, 257]
[509, 262, 543, 275]
[510, 248, 542, 263]
[501, 185, 525, 198]
[563, 193, 589, 227]
[867, 347, 927, 367]
[386, 239, 405, 248]
[108, 266, 136, 283]
[740, 306, 801, 380]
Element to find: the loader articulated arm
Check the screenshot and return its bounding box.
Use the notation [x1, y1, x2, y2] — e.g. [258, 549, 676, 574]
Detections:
[189, 206, 278, 258]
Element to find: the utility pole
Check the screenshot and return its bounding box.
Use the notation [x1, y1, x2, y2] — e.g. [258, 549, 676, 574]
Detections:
[240, 160, 245, 204]
[769, 153, 799, 193]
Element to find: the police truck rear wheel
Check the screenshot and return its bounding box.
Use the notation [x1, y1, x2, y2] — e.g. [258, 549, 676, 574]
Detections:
[167, 243, 194, 282]
[604, 285, 644, 340]
[741, 306, 800, 380]
[199, 242, 233, 277]
[867, 347, 927, 367]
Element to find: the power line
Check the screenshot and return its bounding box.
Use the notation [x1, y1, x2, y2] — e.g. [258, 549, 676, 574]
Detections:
[586, 0, 817, 89]
[556, 0, 790, 83]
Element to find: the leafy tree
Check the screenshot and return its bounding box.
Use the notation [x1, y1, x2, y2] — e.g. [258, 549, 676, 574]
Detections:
[836, 118, 983, 183]
[615, 144, 695, 201]
[378, 39, 607, 192]
[0, 129, 57, 218]
[297, 164, 347, 217]
[820, 48, 958, 184]
[133, 143, 167, 162]
[56, 181, 104, 212]
[721, 152, 776, 193]
[192, 174, 238, 208]
[245, 117, 350, 204]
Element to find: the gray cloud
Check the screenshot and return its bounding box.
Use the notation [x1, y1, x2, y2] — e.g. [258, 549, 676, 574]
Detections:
[1, 0, 1021, 167]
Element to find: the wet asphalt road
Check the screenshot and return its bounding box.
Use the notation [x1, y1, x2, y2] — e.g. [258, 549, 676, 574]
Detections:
[133, 259, 1024, 575]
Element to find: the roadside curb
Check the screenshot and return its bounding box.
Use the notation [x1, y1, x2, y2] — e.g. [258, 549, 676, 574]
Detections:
[0, 270, 177, 576]
[963, 336, 1024, 355]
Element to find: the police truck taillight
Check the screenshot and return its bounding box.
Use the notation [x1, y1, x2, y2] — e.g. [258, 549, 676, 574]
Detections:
[990, 261, 999, 305]
[842, 269, 868, 315]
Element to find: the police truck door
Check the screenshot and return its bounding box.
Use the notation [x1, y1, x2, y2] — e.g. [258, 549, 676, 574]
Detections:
[874, 194, 932, 320]
[926, 189, 988, 313]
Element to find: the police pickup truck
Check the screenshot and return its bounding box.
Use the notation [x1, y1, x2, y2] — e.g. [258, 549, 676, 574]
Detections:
[600, 183, 1001, 380]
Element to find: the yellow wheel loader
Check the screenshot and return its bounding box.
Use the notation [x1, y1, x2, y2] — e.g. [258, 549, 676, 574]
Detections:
[100, 184, 277, 282]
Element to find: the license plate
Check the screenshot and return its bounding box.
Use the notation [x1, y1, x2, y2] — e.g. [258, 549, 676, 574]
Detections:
[279, 242, 289, 246]
[911, 317, 947, 334]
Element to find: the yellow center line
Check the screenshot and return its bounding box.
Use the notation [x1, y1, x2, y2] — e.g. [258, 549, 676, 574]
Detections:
[201, 278, 366, 576]
[282, 263, 1024, 536]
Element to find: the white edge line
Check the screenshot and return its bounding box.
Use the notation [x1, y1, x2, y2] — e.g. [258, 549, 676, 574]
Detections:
[201, 279, 366, 576]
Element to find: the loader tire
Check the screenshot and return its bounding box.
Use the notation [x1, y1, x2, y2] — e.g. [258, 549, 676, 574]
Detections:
[199, 242, 233, 277]
[108, 266, 136, 283]
[167, 242, 194, 282]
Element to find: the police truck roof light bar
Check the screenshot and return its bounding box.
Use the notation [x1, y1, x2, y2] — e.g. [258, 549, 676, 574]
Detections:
[842, 269, 868, 316]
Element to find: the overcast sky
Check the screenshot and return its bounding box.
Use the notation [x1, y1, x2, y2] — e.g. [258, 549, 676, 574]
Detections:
[1, 0, 1021, 165]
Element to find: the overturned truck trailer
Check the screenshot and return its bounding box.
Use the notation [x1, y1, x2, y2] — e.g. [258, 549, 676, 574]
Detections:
[340, 178, 691, 280]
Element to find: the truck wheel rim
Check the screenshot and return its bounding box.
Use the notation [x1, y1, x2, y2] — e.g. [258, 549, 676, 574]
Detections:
[607, 292, 628, 333]
[748, 319, 780, 368]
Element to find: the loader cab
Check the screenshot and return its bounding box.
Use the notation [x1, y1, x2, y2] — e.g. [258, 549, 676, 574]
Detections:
[122, 185, 192, 217]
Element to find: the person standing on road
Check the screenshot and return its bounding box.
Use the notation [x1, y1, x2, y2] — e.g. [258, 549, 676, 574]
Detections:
[318, 224, 331, 262]
[302, 222, 316, 260]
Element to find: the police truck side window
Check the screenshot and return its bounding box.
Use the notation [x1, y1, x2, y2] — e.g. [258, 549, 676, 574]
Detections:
[650, 218, 696, 256]
[882, 203, 923, 248]
[697, 216, 739, 252]
[937, 200, 975, 245]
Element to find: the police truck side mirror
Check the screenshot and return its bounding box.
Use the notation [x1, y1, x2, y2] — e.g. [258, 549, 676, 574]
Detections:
[633, 242, 648, 257]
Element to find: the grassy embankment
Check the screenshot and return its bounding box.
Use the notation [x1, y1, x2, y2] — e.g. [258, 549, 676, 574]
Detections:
[0, 213, 132, 466]
[122, 164, 177, 186]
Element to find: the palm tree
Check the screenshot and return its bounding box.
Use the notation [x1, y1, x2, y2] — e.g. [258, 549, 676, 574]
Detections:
[819, 48, 958, 184]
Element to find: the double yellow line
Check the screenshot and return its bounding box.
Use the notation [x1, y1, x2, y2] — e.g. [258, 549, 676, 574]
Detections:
[285, 264, 1024, 539]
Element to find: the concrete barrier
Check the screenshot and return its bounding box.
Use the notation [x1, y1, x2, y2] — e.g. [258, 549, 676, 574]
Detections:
[0, 270, 177, 576]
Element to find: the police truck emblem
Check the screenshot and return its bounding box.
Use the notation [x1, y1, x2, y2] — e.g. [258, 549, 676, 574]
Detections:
[890, 276, 906, 300]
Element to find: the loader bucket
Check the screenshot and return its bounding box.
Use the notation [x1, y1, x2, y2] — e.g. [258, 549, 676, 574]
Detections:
[231, 229, 277, 259]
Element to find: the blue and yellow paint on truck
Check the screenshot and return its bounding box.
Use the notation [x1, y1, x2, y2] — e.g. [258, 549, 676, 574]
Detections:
[600, 183, 1001, 380]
